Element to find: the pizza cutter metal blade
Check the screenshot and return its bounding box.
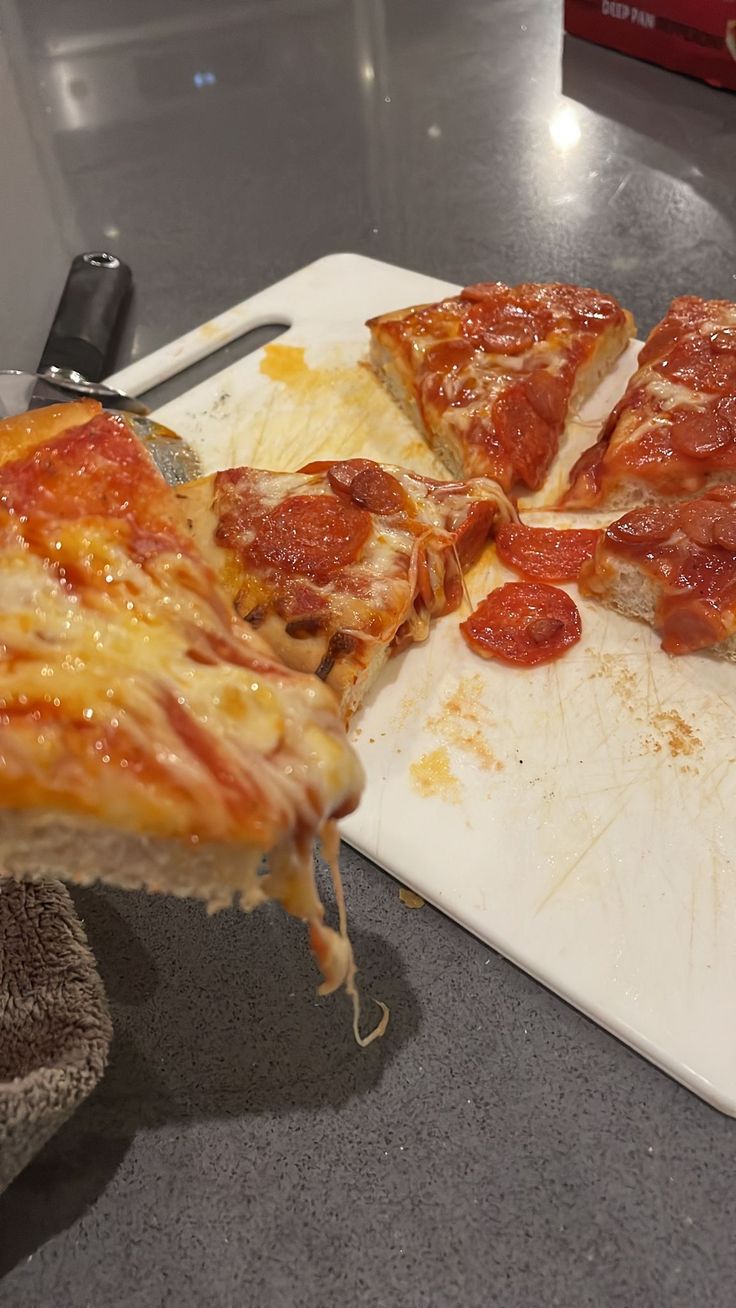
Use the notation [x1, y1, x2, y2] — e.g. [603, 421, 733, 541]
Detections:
[0, 252, 201, 485]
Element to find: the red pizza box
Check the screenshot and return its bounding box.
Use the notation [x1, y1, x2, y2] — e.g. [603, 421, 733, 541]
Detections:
[564, 1, 736, 91]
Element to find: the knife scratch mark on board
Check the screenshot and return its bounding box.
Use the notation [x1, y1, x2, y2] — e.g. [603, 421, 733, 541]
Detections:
[249, 342, 446, 477]
[242, 385, 278, 468]
[534, 805, 625, 915]
[587, 647, 703, 769]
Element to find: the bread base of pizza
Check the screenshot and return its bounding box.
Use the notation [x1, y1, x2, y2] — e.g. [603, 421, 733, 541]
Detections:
[563, 296, 736, 510]
[368, 282, 634, 492]
[579, 490, 736, 659]
[0, 808, 268, 909]
[178, 458, 514, 719]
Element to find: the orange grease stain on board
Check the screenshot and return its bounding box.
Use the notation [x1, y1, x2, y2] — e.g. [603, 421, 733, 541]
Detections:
[198, 320, 229, 343]
[253, 343, 446, 476]
[426, 675, 503, 772]
[409, 747, 461, 804]
[259, 343, 309, 384]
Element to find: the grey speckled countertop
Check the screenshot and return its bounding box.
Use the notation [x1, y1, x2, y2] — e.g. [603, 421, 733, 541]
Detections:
[2, 2, 736, 1305]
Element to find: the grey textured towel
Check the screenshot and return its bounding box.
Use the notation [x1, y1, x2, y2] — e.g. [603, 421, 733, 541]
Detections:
[0, 876, 112, 1194]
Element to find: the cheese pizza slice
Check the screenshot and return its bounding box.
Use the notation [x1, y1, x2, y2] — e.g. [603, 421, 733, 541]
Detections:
[579, 488, 736, 658]
[564, 296, 736, 509]
[178, 458, 514, 719]
[0, 403, 374, 1021]
[367, 282, 634, 493]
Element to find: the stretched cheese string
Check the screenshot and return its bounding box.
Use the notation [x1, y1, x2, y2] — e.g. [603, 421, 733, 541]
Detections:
[317, 819, 389, 1048]
[451, 539, 474, 614]
[567, 411, 606, 427]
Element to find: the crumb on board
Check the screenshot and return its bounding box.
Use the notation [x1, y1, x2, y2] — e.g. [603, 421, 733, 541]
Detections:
[426, 676, 503, 772]
[652, 710, 703, 759]
[409, 746, 461, 803]
[399, 887, 425, 909]
[588, 651, 703, 761]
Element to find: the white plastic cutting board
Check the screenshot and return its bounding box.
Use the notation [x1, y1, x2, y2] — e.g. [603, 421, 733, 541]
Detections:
[110, 255, 736, 1115]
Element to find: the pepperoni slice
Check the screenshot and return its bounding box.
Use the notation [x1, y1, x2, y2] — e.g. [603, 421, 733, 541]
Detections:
[606, 505, 678, 548]
[479, 321, 536, 355]
[251, 495, 371, 584]
[717, 395, 736, 434]
[659, 334, 736, 392]
[424, 338, 476, 374]
[492, 386, 553, 490]
[460, 581, 581, 667]
[708, 327, 736, 353]
[298, 459, 341, 475]
[452, 501, 497, 569]
[300, 459, 407, 515]
[638, 320, 681, 366]
[703, 485, 736, 507]
[298, 457, 372, 488]
[658, 596, 728, 656]
[670, 410, 731, 459]
[523, 369, 569, 425]
[496, 523, 599, 582]
[348, 465, 407, 514]
[460, 282, 505, 303]
[678, 501, 736, 551]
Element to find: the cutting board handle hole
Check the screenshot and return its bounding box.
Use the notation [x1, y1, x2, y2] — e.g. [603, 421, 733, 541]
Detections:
[143, 320, 290, 410]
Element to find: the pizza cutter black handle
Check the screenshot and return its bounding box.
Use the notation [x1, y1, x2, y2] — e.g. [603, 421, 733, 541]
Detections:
[37, 252, 133, 382]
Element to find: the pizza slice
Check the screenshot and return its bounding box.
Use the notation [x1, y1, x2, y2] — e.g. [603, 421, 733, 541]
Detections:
[564, 296, 736, 509]
[0, 403, 376, 1026]
[579, 487, 736, 658]
[367, 281, 634, 492]
[177, 458, 515, 719]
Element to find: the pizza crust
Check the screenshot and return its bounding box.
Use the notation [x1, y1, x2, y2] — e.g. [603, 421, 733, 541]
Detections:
[569, 310, 636, 416]
[573, 468, 736, 514]
[369, 335, 467, 480]
[0, 808, 268, 913]
[580, 552, 736, 664]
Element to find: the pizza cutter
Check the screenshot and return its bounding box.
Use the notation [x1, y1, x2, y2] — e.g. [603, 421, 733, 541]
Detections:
[0, 252, 201, 484]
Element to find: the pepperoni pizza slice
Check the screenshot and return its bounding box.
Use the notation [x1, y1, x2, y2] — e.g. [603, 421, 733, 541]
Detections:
[564, 296, 736, 509]
[0, 403, 373, 1015]
[178, 458, 515, 719]
[367, 282, 634, 493]
[579, 488, 736, 658]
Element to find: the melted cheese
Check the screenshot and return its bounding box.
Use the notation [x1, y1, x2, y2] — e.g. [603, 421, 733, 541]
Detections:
[0, 510, 360, 845]
[644, 373, 712, 413]
[239, 464, 512, 648]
